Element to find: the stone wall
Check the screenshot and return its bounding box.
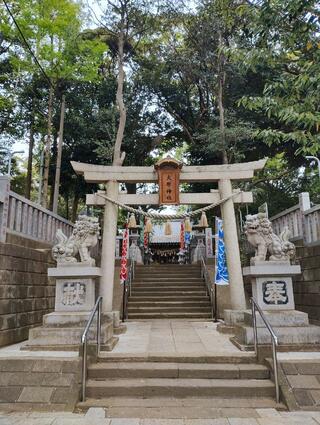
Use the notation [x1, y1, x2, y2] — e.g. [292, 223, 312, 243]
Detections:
[0, 357, 80, 410]
[0, 241, 55, 347]
[293, 244, 320, 325]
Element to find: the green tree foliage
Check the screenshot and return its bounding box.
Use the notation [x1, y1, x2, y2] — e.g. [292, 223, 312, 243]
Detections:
[1, 0, 319, 220]
[238, 0, 320, 155]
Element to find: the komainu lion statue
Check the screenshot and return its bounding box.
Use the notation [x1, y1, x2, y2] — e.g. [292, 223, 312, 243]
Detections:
[52, 215, 100, 266]
[244, 212, 295, 264]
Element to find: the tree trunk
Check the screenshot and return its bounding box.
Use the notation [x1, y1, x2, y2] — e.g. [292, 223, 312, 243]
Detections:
[49, 133, 58, 210]
[112, 27, 126, 166]
[53, 94, 66, 213]
[71, 192, 80, 222]
[218, 31, 228, 165]
[42, 84, 54, 208]
[25, 106, 35, 199]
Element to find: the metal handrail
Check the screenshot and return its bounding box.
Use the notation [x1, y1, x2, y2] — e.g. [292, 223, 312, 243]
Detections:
[122, 258, 135, 322]
[200, 256, 216, 321]
[250, 297, 280, 404]
[81, 296, 102, 402]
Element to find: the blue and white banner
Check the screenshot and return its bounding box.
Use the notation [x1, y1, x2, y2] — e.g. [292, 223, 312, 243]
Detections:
[214, 218, 229, 286]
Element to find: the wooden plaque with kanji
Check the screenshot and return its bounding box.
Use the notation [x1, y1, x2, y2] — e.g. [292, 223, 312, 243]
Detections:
[155, 157, 182, 205]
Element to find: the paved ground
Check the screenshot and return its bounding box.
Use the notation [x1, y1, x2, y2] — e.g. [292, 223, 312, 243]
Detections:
[2, 408, 320, 424]
[1, 321, 320, 423]
[111, 320, 249, 356]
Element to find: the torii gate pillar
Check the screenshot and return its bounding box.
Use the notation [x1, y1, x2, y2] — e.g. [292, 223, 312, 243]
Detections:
[100, 181, 118, 313]
[219, 179, 246, 310]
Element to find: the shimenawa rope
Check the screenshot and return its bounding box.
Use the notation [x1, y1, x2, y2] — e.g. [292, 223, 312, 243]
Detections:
[96, 191, 243, 220]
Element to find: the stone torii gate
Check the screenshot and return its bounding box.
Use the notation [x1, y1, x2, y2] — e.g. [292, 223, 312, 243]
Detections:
[71, 159, 266, 315]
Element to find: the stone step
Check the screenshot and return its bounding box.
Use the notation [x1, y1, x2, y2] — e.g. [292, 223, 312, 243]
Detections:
[128, 306, 211, 313]
[128, 312, 212, 319]
[88, 362, 269, 380]
[130, 294, 208, 300]
[129, 294, 208, 300]
[133, 282, 204, 287]
[135, 274, 201, 278]
[135, 267, 201, 277]
[129, 296, 209, 302]
[86, 378, 275, 398]
[135, 279, 202, 283]
[135, 268, 201, 276]
[136, 265, 200, 269]
[131, 287, 207, 292]
[131, 282, 206, 291]
[97, 353, 257, 364]
[135, 271, 200, 275]
[128, 301, 211, 307]
[77, 398, 281, 417]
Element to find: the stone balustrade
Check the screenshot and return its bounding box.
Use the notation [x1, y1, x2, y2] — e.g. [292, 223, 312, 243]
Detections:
[270, 204, 302, 241]
[0, 176, 73, 245]
[270, 192, 320, 245]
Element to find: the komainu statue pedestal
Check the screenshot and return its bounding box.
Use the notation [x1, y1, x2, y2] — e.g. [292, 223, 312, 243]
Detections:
[233, 211, 320, 350]
[234, 262, 320, 349]
[244, 262, 300, 311]
[22, 215, 118, 351]
[23, 266, 117, 350]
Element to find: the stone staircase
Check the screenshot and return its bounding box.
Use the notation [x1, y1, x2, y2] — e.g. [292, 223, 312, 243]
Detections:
[78, 354, 279, 418]
[128, 264, 212, 319]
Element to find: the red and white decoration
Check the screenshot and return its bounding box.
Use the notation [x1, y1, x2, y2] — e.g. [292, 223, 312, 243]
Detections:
[120, 226, 129, 284]
[180, 222, 185, 250]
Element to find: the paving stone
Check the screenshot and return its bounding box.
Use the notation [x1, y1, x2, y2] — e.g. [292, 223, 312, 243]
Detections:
[0, 386, 23, 402]
[256, 409, 281, 418]
[52, 419, 87, 425]
[281, 362, 298, 375]
[39, 372, 75, 387]
[32, 360, 63, 373]
[257, 417, 318, 425]
[18, 387, 53, 403]
[0, 418, 15, 425]
[227, 419, 258, 425]
[50, 387, 79, 405]
[295, 363, 320, 375]
[311, 390, 320, 405]
[107, 407, 221, 419]
[61, 360, 80, 373]
[293, 389, 315, 406]
[280, 412, 319, 420]
[220, 409, 258, 418]
[257, 420, 291, 425]
[140, 420, 184, 425]
[110, 420, 140, 425]
[287, 375, 320, 389]
[28, 413, 77, 419]
[184, 421, 229, 425]
[309, 413, 320, 424]
[85, 408, 106, 420]
[13, 419, 55, 425]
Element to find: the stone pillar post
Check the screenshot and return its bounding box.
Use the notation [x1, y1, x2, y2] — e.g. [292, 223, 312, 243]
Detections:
[299, 192, 311, 243]
[100, 180, 118, 313]
[0, 176, 10, 243]
[299, 192, 311, 212]
[218, 179, 246, 310]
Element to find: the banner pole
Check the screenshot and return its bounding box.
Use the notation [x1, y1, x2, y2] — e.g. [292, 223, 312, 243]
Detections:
[214, 284, 218, 322]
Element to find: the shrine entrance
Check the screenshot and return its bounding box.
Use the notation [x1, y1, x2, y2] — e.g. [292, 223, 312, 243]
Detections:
[71, 157, 266, 317]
